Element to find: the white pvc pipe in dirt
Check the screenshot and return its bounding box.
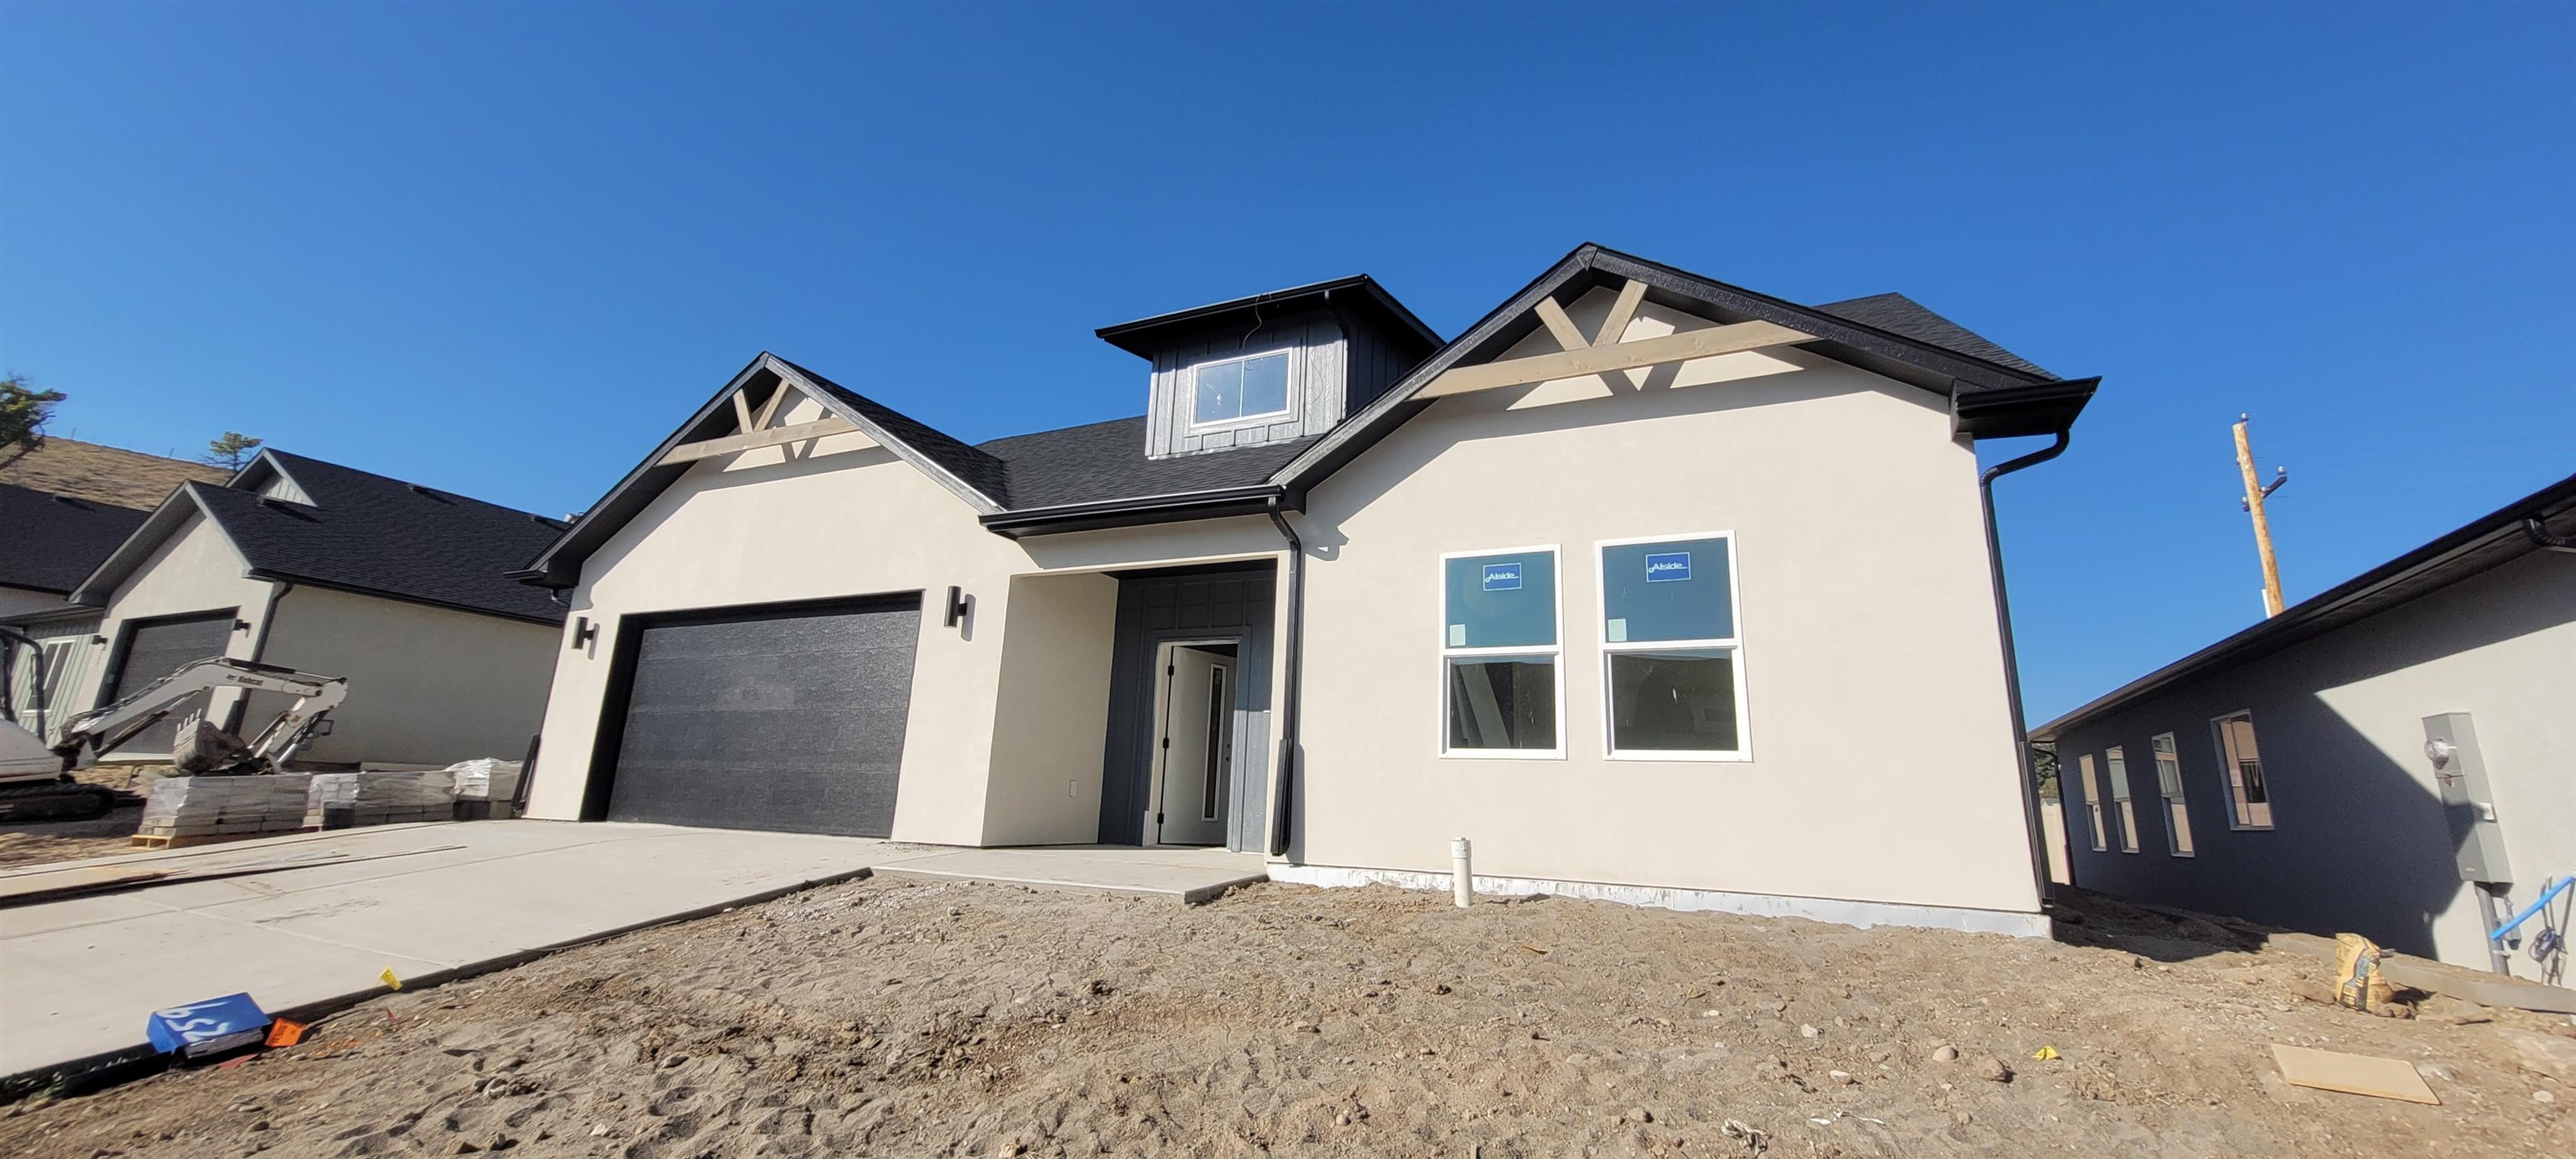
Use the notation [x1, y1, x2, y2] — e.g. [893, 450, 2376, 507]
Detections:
[1452, 838, 1472, 907]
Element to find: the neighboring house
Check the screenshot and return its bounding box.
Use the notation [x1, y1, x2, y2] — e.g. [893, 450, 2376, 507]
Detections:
[0, 435, 230, 509]
[515, 243, 2099, 937]
[63, 450, 570, 767]
[2034, 472, 2576, 975]
[1, 484, 155, 741]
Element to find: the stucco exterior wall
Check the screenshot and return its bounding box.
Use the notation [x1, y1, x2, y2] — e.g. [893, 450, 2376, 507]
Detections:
[72, 512, 278, 756]
[524, 427, 1026, 842]
[522, 386, 1300, 846]
[251, 585, 558, 767]
[2053, 549, 2576, 973]
[1291, 290, 2038, 917]
[981, 571, 1120, 845]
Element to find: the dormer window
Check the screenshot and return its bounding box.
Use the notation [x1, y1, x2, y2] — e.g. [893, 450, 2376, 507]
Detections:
[1190, 351, 1294, 429]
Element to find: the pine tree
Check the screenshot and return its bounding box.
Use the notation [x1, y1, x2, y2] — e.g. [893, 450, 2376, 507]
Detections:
[205, 431, 265, 471]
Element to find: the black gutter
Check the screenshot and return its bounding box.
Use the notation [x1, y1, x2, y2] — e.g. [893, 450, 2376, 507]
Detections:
[1265, 502, 1306, 858]
[242, 569, 565, 627]
[1979, 426, 2076, 906]
[980, 485, 1301, 538]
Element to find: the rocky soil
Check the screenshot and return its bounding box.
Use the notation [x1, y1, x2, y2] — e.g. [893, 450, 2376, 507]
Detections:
[3, 877, 2569, 1157]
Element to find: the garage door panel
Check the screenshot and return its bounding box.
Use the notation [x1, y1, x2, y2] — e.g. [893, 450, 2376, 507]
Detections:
[104, 612, 237, 756]
[605, 601, 918, 837]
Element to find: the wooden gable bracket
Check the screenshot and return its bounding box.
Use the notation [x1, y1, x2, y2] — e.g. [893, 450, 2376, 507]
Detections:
[661, 382, 868, 466]
[1418, 279, 1816, 399]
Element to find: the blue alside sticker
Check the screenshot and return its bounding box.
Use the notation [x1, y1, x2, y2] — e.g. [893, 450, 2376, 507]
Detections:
[1481, 562, 1524, 591]
[1644, 552, 1692, 582]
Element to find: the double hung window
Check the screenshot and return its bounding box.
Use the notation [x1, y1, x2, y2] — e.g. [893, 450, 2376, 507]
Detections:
[1597, 535, 1748, 759]
[1439, 548, 1561, 756]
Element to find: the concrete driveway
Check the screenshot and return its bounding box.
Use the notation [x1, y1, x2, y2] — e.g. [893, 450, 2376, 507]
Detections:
[0, 821, 903, 1081]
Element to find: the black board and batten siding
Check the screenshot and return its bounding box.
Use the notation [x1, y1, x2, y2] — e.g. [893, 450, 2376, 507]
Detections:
[1097, 564, 1276, 850]
[1144, 310, 1345, 460]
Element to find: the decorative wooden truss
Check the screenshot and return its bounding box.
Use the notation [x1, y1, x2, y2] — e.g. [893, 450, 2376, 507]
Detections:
[659, 381, 870, 465]
[1417, 279, 1815, 398]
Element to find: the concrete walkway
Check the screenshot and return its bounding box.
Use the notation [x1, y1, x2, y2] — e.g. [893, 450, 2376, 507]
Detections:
[872, 845, 1269, 904]
[0, 821, 901, 1081]
[0, 824, 1271, 1083]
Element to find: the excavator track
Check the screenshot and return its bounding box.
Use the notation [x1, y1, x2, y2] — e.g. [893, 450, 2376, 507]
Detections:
[0, 777, 123, 824]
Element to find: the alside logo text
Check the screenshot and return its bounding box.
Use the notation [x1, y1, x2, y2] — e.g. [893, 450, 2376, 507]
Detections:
[1644, 552, 1692, 582]
[1482, 562, 1523, 591]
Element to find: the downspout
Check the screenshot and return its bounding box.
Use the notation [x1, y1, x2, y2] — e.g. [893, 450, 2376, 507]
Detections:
[2526, 517, 2576, 554]
[1979, 429, 2072, 907]
[223, 580, 295, 735]
[1265, 502, 1306, 858]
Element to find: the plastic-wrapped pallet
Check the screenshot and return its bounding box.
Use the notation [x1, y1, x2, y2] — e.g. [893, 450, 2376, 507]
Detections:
[446, 759, 523, 820]
[137, 775, 315, 841]
[304, 769, 457, 830]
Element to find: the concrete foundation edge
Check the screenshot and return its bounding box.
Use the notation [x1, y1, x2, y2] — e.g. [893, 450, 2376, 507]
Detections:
[1268, 863, 2053, 939]
[1, 865, 880, 1097]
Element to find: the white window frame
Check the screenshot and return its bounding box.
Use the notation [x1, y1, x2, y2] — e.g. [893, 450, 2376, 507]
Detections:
[1593, 532, 1751, 762]
[2151, 731, 2194, 857]
[1436, 544, 1566, 760]
[1185, 348, 1299, 433]
[2076, 753, 2108, 852]
[2105, 745, 2140, 853]
[2210, 709, 2276, 830]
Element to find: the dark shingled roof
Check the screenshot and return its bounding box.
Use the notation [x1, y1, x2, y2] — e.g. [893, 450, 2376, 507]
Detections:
[0, 483, 149, 595]
[775, 357, 1014, 501]
[190, 452, 569, 623]
[974, 417, 1317, 509]
[1811, 292, 2053, 378]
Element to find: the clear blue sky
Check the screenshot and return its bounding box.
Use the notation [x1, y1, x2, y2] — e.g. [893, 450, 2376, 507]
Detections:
[3, 3, 2568, 721]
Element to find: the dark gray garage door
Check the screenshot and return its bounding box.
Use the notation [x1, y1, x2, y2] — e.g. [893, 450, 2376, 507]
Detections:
[104, 611, 236, 756]
[602, 599, 920, 837]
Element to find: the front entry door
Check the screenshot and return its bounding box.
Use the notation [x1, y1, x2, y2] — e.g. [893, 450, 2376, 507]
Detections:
[1154, 645, 1233, 845]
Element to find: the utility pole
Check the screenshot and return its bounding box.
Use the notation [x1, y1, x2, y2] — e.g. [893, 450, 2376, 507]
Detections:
[2233, 413, 2289, 617]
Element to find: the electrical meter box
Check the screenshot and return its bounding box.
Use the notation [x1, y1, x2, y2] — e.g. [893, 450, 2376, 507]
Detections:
[2423, 712, 2511, 885]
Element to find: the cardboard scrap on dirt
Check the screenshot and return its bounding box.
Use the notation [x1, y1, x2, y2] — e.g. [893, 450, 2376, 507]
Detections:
[2270, 1043, 2439, 1104]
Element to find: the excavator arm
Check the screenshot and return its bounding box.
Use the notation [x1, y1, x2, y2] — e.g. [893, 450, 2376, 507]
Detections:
[56, 657, 350, 773]
[2, 629, 350, 820]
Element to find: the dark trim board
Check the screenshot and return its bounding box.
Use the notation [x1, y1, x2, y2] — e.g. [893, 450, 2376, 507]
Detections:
[578, 590, 927, 827]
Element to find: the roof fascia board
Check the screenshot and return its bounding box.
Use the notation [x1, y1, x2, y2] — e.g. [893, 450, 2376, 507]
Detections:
[1582, 249, 2048, 392]
[242, 567, 564, 626]
[763, 356, 1005, 517]
[979, 485, 1297, 538]
[1275, 243, 2072, 493]
[66, 483, 245, 607]
[2034, 471, 2576, 741]
[1096, 275, 1442, 356]
[1271, 247, 1599, 490]
[518, 354, 782, 588]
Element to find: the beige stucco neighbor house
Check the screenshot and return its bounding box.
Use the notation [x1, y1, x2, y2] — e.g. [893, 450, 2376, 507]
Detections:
[62, 450, 568, 767]
[2036, 472, 2575, 975]
[514, 244, 2101, 936]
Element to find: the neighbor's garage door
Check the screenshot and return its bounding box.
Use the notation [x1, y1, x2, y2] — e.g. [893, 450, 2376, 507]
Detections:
[103, 611, 237, 756]
[603, 598, 920, 837]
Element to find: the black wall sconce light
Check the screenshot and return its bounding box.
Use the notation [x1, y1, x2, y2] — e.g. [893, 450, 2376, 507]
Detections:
[571, 616, 600, 650]
[943, 586, 970, 629]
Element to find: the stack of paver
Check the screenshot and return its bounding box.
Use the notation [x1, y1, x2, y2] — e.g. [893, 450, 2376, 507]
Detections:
[304, 770, 457, 830]
[135, 775, 316, 845]
[447, 759, 524, 820]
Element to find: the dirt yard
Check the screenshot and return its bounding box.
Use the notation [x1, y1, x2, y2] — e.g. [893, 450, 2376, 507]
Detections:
[3, 877, 2568, 1158]
[0, 804, 144, 871]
